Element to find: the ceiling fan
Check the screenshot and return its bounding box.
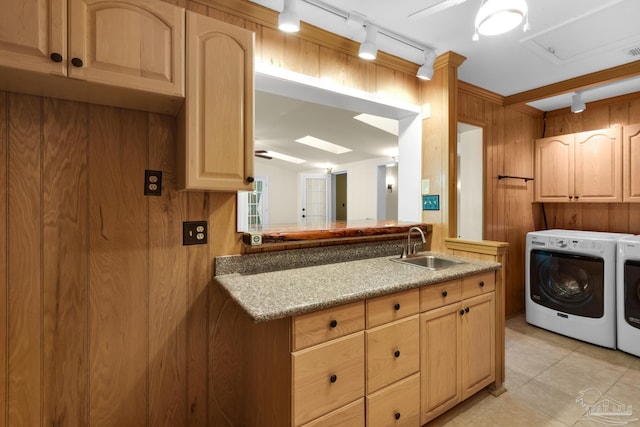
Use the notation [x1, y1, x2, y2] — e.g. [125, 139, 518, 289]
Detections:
[254, 150, 272, 160]
[408, 0, 468, 19]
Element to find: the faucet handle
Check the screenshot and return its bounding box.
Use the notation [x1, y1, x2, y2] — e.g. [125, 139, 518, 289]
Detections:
[400, 246, 407, 259]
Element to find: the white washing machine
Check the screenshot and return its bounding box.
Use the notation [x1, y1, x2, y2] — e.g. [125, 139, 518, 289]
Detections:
[617, 235, 640, 357]
[526, 229, 631, 348]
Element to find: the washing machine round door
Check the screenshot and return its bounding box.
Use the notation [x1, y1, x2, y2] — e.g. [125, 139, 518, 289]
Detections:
[540, 258, 594, 304]
[624, 260, 640, 329]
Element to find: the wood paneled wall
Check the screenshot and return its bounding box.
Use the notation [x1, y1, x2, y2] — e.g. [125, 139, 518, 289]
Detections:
[538, 95, 640, 233]
[458, 85, 542, 317]
[0, 1, 426, 425]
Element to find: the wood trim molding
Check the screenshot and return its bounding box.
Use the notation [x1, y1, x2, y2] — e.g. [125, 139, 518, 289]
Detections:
[197, 0, 420, 75]
[444, 238, 509, 256]
[544, 89, 640, 117]
[458, 80, 504, 105]
[504, 59, 640, 106]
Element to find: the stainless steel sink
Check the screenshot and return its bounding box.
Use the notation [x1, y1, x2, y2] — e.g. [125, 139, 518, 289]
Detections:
[391, 255, 465, 270]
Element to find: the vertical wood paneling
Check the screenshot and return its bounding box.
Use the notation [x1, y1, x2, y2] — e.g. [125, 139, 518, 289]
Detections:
[7, 93, 41, 426]
[186, 193, 209, 426]
[0, 91, 7, 427]
[148, 113, 188, 426]
[88, 106, 148, 426]
[284, 36, 320, 77]
[42, 98, 89, 426]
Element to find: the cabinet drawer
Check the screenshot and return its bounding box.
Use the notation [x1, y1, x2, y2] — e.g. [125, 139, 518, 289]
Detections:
[292, 332, 365, 426]
[366, 373, 420, 427]
[300, 398, 364, 427]
[293, 301, 365, 351]
[420, 279, 462, 311]
[366, 288, 419, 328]
[461, 271, 495, 299]
[366, 315, 419, 394]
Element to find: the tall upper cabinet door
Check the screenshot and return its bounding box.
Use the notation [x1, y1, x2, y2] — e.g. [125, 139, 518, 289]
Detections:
[534, 135, 574, 202]
[178, 11, 255, 191]
[574, 126, 622, 202]
[0, 0, 66, 75]
[623, 124, 640, 202]
[68, 0, 184, 96]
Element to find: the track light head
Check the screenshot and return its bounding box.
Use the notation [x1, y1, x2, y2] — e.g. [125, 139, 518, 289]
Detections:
[278, 0, 300, 33]
[358, 24, 378, 60]
[571, 92, 586, 113]
[417, 49, 436, 80]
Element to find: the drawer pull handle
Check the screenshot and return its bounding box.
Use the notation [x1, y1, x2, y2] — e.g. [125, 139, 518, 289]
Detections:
[459, 309, 465, 316]
[394, 350, 400, 358]
[329, 319, 338, 328]
[465, 307, 470, 313]
[442, 290, 448, 297]
[479, 281, 485, 287]
[395, 412, 401, 420]
[71, 57, 83, 67]
[394, 303, 401, 311]
[50, 52, 63, 63]
[329, 374, 337, 383]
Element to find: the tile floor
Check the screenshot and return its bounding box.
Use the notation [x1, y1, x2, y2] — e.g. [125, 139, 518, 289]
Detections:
[429, 314, 640, 427]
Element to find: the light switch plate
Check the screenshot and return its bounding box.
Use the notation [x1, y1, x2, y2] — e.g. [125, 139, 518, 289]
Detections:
[422, 195, 439, 211]
[421, 179, 430, 195]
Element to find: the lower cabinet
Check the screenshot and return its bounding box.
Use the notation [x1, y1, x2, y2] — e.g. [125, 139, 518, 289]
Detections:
[236, 270, 498, 427]
[420, 273, 496, 425]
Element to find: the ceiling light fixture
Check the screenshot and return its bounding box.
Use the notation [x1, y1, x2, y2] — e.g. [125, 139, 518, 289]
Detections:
[358, 24, 378, 60]
[472, 0, 529, 41]
[278, 0, 300, 33]
[416, 49, 436, 80]
[571, 92, 586, 113]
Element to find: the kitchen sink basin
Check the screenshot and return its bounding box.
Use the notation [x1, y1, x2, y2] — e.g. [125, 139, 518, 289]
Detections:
[391, 255, 465, 270]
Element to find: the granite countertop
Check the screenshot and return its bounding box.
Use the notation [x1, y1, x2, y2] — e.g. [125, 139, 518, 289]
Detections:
[214, 251, 501, 323]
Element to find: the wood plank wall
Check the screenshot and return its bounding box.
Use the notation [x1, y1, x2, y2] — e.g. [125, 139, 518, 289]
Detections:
[458, 86, 542, 317]
[539, 95, 640, 233]
[0, 1, 424, 425]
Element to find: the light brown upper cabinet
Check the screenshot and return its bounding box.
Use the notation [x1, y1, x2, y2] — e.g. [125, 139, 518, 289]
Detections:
[0, 0, 184, 97]
[534, 126, 622, 202]
[177, 11, 255, 191]
[623, 124, 640, 202]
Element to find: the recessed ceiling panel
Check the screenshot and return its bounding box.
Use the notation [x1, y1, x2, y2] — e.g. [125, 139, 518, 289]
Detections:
[522, 0, 640, 63]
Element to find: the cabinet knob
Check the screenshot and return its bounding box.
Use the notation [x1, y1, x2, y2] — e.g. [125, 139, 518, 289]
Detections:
[479, 281, 484, 287]
[329, 319, 338, 328]
[246, 176, 255, 183]
[395, 412, 401, 420]
[465, 307, 470, 313]
[394, 350, 400, 358]
[71, 57, 83, 67]
[50, 52, 63, 63]
[329, 374, 337, 383]
[575, 196, 579, 200]
[442, 290, 448, 297]
[459, 309, 465, 316]
[394, 303, 401, 311]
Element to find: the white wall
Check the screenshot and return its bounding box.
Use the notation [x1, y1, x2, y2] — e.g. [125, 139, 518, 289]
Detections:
[457, 127, 483, 240]
[255, 158, 299, 224]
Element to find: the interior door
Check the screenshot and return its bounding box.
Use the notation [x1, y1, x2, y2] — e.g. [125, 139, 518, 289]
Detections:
[301, 174, 329, 226]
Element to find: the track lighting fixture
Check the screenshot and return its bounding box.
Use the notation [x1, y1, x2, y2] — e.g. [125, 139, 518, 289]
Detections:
[472, 0, 529, 40]
[416, 49, 436, 80]
[358, 24, 378, 60]
[278, 0, 300, 33]
[571, 92, 586, 113]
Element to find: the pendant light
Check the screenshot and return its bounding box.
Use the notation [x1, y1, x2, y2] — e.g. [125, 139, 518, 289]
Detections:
[472, 0, 529, 40]
[278, 0, 300, 33]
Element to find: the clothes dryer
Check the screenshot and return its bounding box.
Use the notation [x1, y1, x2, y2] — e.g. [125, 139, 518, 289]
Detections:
[617, 235, 640, 357]
[526, 230, 631, 348]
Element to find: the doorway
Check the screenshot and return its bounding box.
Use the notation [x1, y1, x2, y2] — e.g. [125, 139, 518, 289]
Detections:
[334, 172, 347, 221]
[457, 123, 483, 240]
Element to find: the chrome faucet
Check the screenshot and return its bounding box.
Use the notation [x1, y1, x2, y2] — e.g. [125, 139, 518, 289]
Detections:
[403, 226, 426, 257]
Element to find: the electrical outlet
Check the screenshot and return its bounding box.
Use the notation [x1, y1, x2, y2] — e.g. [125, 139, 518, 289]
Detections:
[183, 221, 207, 245]
[422, 194, 440, 211]
[144, 170, 162, 196]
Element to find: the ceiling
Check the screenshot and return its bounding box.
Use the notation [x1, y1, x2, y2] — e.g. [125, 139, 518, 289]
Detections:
[250, 0, 640, 110]
[251, 0, 640, 171]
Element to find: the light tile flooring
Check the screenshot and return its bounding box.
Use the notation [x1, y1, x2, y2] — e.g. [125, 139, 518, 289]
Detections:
[430, 314, 640, 427]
